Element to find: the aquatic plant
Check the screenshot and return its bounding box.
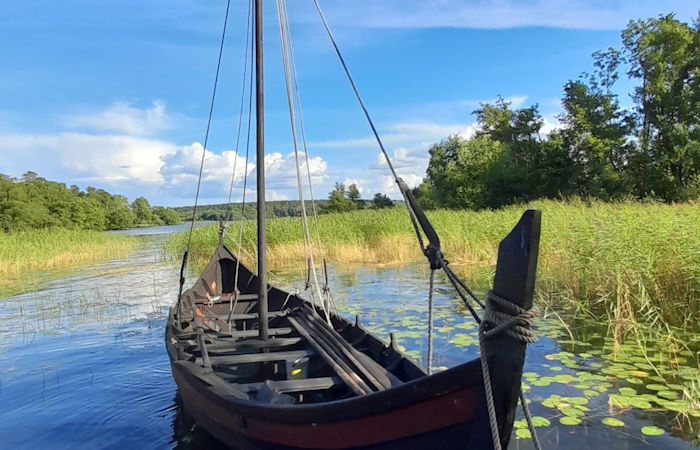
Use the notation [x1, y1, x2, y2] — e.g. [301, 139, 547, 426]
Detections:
[0, 228, 136, 296]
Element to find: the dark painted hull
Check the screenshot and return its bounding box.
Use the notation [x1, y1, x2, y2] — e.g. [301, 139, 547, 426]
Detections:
[169, 354, 483, 449]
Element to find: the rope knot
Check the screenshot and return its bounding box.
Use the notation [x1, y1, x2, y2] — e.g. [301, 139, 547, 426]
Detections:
[480, 290, 538, 343]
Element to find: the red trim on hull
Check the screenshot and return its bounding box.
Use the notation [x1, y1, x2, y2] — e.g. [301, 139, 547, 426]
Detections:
[173, 366, 478, 449]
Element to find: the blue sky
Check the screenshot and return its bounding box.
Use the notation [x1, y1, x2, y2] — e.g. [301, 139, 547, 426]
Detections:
[0, 1, 697, 206]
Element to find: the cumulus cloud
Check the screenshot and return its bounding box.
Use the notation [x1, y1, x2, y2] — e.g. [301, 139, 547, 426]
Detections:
[0, 132, 176, 185]
[62, 100, 171, 136]
[160, 142, 253, 189]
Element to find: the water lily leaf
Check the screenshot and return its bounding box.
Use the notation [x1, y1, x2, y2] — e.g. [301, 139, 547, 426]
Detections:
[645, 384, 667, 391]
[656, 390, 679, 400]
[566, 397, 589, 406]
[583, 389, 599, 398]
[628, 398, 653, 409]
[530, 416, 551, 427]
[515, 428, 531, 439]
[602, 417, 625, 427]
[541, 397, 558, 408]
[559, 417, 581, 426]
[560, 407, 584, 417]
[641, 426, 664, 436]
[625, 377, 643, 385]
[618, 387, 637, 396]
[512, 419, 527, 429]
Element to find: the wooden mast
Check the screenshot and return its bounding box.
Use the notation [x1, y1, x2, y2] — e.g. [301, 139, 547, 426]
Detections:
[255, 0, 268, 341]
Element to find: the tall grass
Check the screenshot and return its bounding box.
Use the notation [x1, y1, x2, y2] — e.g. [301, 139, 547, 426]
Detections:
[167, 199, 700, 330]
[0, 229, 136, 295]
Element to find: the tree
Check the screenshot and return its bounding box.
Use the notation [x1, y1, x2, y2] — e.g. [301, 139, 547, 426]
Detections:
[556, 49, 635, 199]
[622, 14, 700, 200]
[153, 206, 182, 225]
[131, 197, 154, 225]
[326, 182, 355, 213]
[347, 184, 361, 205]
[372, 193, 393, 209]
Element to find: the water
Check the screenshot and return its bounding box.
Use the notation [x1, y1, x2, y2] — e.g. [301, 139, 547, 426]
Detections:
[0, 229, 697, 449]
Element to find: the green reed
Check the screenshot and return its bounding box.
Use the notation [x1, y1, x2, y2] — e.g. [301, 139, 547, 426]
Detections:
[0, 228, 136, 295]
[167, 199, 700, 332]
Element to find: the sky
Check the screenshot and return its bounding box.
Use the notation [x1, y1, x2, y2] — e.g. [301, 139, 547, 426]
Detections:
[0, 1, 697, 206]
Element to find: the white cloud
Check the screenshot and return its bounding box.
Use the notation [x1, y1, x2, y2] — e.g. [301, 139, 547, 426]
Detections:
[342, 178, 366, 195]
[160, 142, 253, 188]
[264, 151, 329, 190]
[62, 100, 170, 136]
[313, 1, 698, 30]
[0, 132, 175, 185]
[380, 174, 424, 198]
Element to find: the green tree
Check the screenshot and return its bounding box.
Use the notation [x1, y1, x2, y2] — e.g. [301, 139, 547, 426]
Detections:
[622, 14, 700, 200]
[556, 48, 635, 199]
[326, 182, 355, 213]
[372, 193, 393, 209]
[347, 183, 361, 205]
[131, 196, 154, 225]
[153, 206, 182, 225]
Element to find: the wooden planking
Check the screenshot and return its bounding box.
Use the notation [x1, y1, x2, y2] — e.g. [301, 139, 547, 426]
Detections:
[194, 293, 259, 305]
[172, 327, 294, 341]
[236, 377, 343, 394]
[200, 349, 314, 366]
[201, 337, 302, 352]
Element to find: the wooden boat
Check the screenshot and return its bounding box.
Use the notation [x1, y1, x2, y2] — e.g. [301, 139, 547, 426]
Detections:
[166, 1, 541, 449]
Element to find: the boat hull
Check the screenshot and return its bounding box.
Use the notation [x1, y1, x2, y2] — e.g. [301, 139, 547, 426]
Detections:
[170, 359, 482, 449]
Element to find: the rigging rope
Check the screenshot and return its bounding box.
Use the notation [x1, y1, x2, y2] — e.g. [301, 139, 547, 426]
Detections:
[185, 0, 232, 256]
[233, 5, 256, 295]
[312, 5, 541, 447]
[224, 0, 253, 225]
[276, 0, 331, 323]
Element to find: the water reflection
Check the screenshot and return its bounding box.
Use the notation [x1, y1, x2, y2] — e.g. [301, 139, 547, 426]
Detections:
[0, 232, 697, 449]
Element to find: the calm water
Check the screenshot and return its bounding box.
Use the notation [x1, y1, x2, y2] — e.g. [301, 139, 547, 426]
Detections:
[0, 228, 697, 449]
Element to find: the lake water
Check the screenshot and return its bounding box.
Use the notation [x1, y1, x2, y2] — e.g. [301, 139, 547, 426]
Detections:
[0, 227, 697, 449]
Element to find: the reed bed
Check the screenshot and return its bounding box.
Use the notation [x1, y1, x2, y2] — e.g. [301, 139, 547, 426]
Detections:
[167, 199, 700, 331]
[0, 229, 136, 295]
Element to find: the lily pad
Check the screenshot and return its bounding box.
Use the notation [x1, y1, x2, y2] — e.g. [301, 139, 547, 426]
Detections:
[602, 417, 625, 427]
[515, 428, 531, 439]
[530, 416, 551, 427]
[641, 426, 664, 436]
[559, 416, 581, 426]
[618, 387, 637, 396]
[645, 384, 667, 391]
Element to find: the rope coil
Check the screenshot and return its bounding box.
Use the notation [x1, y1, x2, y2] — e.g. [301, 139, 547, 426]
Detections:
[481, 291, 538, 343]
[478, 290, 540, 450]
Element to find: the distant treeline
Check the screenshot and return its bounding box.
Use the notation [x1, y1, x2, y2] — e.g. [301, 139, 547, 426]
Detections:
[0, 172, 181, 232]
[174, 193, 398, 222]
[415, 14, 700, 210]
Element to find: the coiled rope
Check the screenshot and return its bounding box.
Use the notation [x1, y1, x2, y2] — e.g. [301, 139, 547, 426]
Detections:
[479, 291, 541, 450]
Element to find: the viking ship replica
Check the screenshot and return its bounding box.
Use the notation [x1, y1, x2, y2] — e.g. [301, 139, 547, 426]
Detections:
[166, 1, 542, 449]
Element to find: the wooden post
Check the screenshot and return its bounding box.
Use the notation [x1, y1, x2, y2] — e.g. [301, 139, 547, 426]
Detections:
[469, 210, 541, 449]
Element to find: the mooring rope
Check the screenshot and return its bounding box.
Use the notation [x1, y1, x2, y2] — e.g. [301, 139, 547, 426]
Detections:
[479, 290, 540, 450]
[427, 269, 435, 375]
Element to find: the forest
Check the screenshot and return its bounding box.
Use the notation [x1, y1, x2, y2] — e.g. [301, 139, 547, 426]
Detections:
[414, 14, 700, 209]
[0, 171, 180, 231]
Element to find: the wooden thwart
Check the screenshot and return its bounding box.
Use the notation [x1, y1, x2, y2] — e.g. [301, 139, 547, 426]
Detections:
[200, 349, 314, 366]
[237, 377, 343, 394]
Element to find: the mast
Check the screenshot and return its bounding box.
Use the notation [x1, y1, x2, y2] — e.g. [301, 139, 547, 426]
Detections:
[255, 0, 268, 341]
